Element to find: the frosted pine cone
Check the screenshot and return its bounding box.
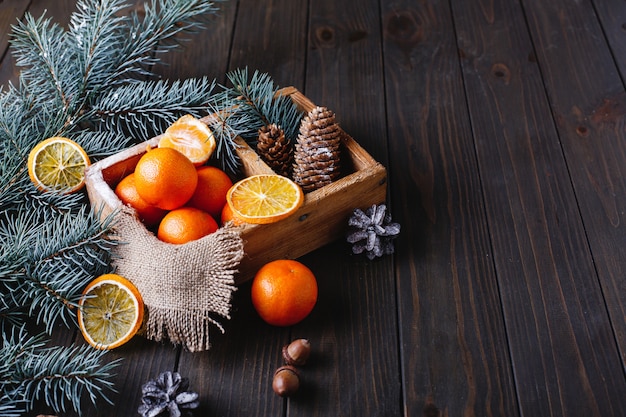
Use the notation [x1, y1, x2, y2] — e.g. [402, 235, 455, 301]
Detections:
[257, 124, 293, 177]
[292, 106, 342, 192]
[347, 204, 401, 259]
[138, 371, 200, 417]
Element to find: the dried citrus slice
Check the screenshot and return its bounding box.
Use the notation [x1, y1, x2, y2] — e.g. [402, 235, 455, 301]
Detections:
[78, 274, 144, 350]
[226, 174, 304, 224]
[158, 114, 216, 166]
[27, 136, 90, 194]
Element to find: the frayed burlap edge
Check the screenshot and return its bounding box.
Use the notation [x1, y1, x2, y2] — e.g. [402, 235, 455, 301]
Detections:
[111, 206, 244, 352]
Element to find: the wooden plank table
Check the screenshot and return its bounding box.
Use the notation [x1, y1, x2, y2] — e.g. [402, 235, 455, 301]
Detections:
[2, 0, 625, 416]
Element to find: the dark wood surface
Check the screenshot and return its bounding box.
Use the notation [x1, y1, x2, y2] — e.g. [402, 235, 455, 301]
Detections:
[2, 0, 626, 416]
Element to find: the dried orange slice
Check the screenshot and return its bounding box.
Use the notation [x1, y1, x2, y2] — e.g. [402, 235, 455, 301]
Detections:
[226, 174, 304, 224]
[27, 137, 90, 194]
[78, 274, 144, 350]
[158, 114, 215, 166]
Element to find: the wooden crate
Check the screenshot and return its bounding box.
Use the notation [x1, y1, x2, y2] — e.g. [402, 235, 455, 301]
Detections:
[85, 87, 387, 284]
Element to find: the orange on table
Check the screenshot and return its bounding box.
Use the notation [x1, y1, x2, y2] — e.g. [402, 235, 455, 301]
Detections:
[27, 136, 91, 194]
[134, 147, 198, 210]
[114, 173, 168, 227]
[77, 273, 144, 350]
[158, 114, 216, 166]
[157, 206, 219, 244]
[187, 165, 233, 219]
[226, 174, 304, 224]
[251, 259, 318, 327]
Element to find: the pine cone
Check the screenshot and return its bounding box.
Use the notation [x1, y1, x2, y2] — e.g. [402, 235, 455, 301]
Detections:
[138, 371, 200, 417]
[257, 124, 293, 177]
[292, 106, 342, 192]
[347, 204, 401, 260]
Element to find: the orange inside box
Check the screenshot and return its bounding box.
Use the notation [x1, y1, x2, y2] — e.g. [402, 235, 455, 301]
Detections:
[85, 87, 387, 284]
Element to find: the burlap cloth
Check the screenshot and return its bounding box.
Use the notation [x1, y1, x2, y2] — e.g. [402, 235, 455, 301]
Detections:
[112, 206, 244, 352]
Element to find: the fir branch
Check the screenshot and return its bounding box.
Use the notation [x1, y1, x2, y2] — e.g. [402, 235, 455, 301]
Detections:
[92, 77, 216, 140]
[112, 0, 225, 82]
[69, 0, 130, 97]
[0, 1, 239, 412]
[0, 211, 41, 328]
[0, 396, 25, 417]
[10, 13, 81, 130]
[219, 68, 303, 142]
[72, 130, 134, 161]
[1, 326, 119, 416]
[7, 207, 118, 333]
[0, 210, 42, 279]
[204, 99, 255, 174]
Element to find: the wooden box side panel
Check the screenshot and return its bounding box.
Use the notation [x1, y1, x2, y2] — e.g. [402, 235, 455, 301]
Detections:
[236, 162, 387, 283]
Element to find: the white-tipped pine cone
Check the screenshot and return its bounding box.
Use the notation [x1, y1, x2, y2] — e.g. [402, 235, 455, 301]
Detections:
[292, 106, 342, 192]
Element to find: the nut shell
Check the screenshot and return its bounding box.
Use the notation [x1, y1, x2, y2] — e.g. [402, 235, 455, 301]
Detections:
[282, 338, 311, 366]
[272, 365, 300, 397]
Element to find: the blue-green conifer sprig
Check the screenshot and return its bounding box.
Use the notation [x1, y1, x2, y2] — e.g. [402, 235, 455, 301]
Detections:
[5, 207, 118, 333]
[1, 326, 120, 416]
[113, 0, 224, 84]
[218, 68, 304, 142]
[94, 77, 217, 140]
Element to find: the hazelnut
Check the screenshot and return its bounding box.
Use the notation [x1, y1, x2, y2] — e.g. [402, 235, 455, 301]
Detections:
[272, 365, 300, 397]
[282, 338, 311, 366]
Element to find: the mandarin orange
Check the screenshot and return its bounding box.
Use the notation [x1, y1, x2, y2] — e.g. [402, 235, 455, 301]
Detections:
[187, 166, 233, 219]
[114, 173, 168, 226]
[220, 201, 243, 226]
[251, 259, 318, 326]
[157, 207, 218, 244]
[134, 147, 198, 210]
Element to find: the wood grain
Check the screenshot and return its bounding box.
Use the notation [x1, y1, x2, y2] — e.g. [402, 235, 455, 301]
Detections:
[452, 0, 626, 415]
[381, 1, 520, 416]
[296, 0, 401, 416]
[523, 0, 626, 370]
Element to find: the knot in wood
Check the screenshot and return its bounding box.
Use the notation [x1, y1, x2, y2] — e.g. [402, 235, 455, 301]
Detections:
[315, 25, 336, 48]
[385, 10, 423, 44]
[491, 62, 511, 84]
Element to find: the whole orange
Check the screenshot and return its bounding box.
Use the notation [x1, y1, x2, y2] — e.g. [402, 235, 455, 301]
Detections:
[187, 166, 233, 218]
[114, 173, 167, 227]
[134, 147, 198, 210]
[251, 259, 318, 326]
[157, 207, 218, 244]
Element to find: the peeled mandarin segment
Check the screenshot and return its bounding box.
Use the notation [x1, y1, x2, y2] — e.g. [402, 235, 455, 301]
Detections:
[78, 274, 144, 350]
[27, 137, 90, 194]
[227, 174, 304, 224]
[158, 114, 216, 166]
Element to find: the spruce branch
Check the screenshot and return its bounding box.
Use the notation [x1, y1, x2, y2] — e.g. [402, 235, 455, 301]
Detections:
[1, 326, 120, 416]
[218, 68, 303, 142]
[113, 0, 225, 82]
[5, 207, 118, 333]
[10, 12, 81, 129]
[204, 98, 255, 174]
[69, 0, 130, 97]
[93, 77, 216, 139]
[0, 396, 25, 417]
